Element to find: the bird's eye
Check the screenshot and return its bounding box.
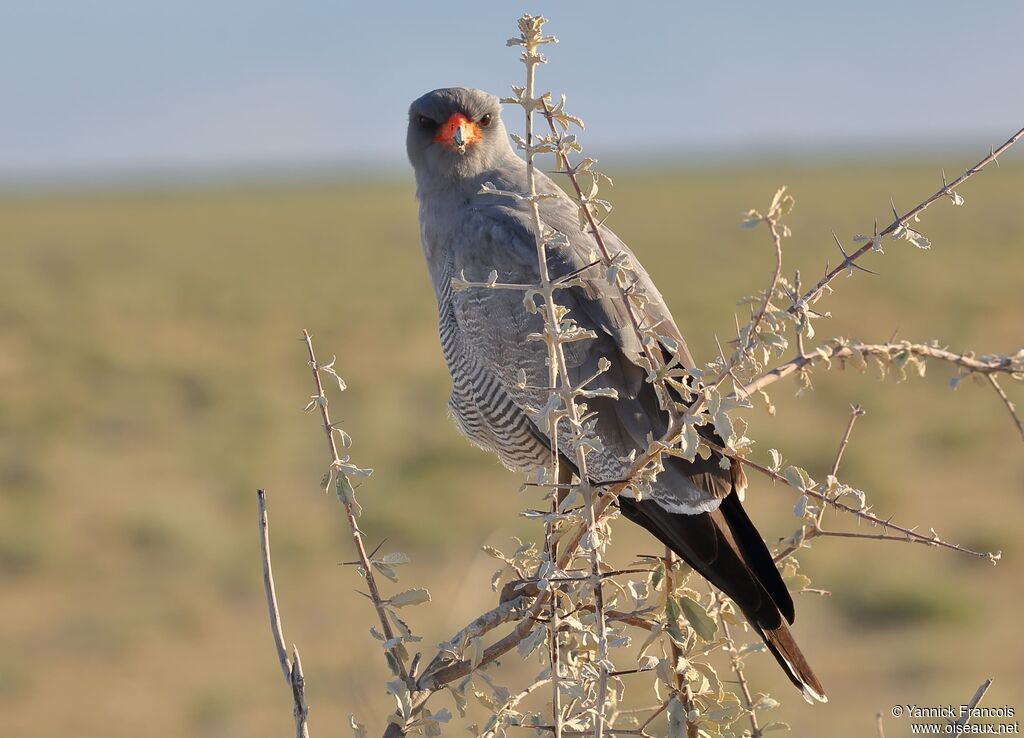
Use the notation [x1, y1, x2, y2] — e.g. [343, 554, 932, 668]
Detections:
[479, 114, 492, 127]
[418, 115, 438, 130]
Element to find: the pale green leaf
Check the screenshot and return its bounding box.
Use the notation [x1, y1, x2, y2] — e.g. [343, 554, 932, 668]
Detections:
[389, 588, 431, 608]
[677, 594, 718, 641]
[667, 697, 686, 738]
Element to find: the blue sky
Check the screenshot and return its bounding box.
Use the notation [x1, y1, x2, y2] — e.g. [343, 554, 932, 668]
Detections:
[2, 1, 1022, 182]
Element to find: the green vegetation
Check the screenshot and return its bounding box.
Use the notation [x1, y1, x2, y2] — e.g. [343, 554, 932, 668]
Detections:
[0, 161, 1021, 736]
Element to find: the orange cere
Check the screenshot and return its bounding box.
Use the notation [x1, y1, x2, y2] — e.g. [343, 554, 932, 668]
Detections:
[434, 113, 481, 147]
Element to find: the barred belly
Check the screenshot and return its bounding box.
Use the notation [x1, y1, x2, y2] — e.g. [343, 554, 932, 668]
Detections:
[438, 284, 550, 473]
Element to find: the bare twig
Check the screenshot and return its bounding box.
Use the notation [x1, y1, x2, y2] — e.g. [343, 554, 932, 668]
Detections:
[737, 202, 787, 366]
[951, 678, 993, 737]
[257, 490, 311, 738]
[259, 489, 292, 683]
[289, 646, 310, 738]
[830, 405, 864, 478]
[987, 374, 1024, 441]
[712, 590, 760, 738]
[483, 678, 554, 738]
[723, 632, 761, 736]
[638, 699, 673, 732]
[812, 404, 865, 531]
[792, 269, 807, 358]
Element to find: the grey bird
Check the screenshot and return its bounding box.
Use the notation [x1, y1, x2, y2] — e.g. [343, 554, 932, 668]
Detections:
[407, 87, 826, 702]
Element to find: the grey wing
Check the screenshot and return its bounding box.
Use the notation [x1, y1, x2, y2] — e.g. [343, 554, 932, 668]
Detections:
[450, 197, 735, 512]
[534, 168, 699, 371]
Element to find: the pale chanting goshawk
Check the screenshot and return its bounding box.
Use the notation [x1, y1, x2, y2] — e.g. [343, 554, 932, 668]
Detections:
[406, 87, 825, 702]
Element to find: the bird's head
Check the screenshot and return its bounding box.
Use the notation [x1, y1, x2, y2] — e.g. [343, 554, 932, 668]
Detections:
[407, 88, 511, 184]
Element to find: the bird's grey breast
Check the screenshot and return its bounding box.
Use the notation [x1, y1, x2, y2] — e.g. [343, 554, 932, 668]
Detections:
[423, 197, 551, 473]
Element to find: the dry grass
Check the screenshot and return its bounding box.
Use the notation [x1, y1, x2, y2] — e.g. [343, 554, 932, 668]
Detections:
[0, 160, 1021, 736]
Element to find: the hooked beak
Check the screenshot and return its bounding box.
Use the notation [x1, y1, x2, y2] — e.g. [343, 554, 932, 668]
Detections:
[435, 113, 480, 155]
[452, 123, 467, 150]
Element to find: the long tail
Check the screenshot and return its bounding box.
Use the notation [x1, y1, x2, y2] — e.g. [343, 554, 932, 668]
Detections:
[619, 492, 827, 703]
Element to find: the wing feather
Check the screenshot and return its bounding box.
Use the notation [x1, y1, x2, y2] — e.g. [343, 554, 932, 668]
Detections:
[450, 186, 732, 508]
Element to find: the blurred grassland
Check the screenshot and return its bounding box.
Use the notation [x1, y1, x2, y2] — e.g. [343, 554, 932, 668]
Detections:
[0, 159, 1022, 737]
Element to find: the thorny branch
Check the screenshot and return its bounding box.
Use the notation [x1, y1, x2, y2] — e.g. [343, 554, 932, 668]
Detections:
[739, 339, 1023, 439]
[790, 125, 1024, 315]
[717, 443, 1002, 563]
[302, 330, 409, 683]
[742, 340, 1023, 392]
[732, 126, 1024, 440]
